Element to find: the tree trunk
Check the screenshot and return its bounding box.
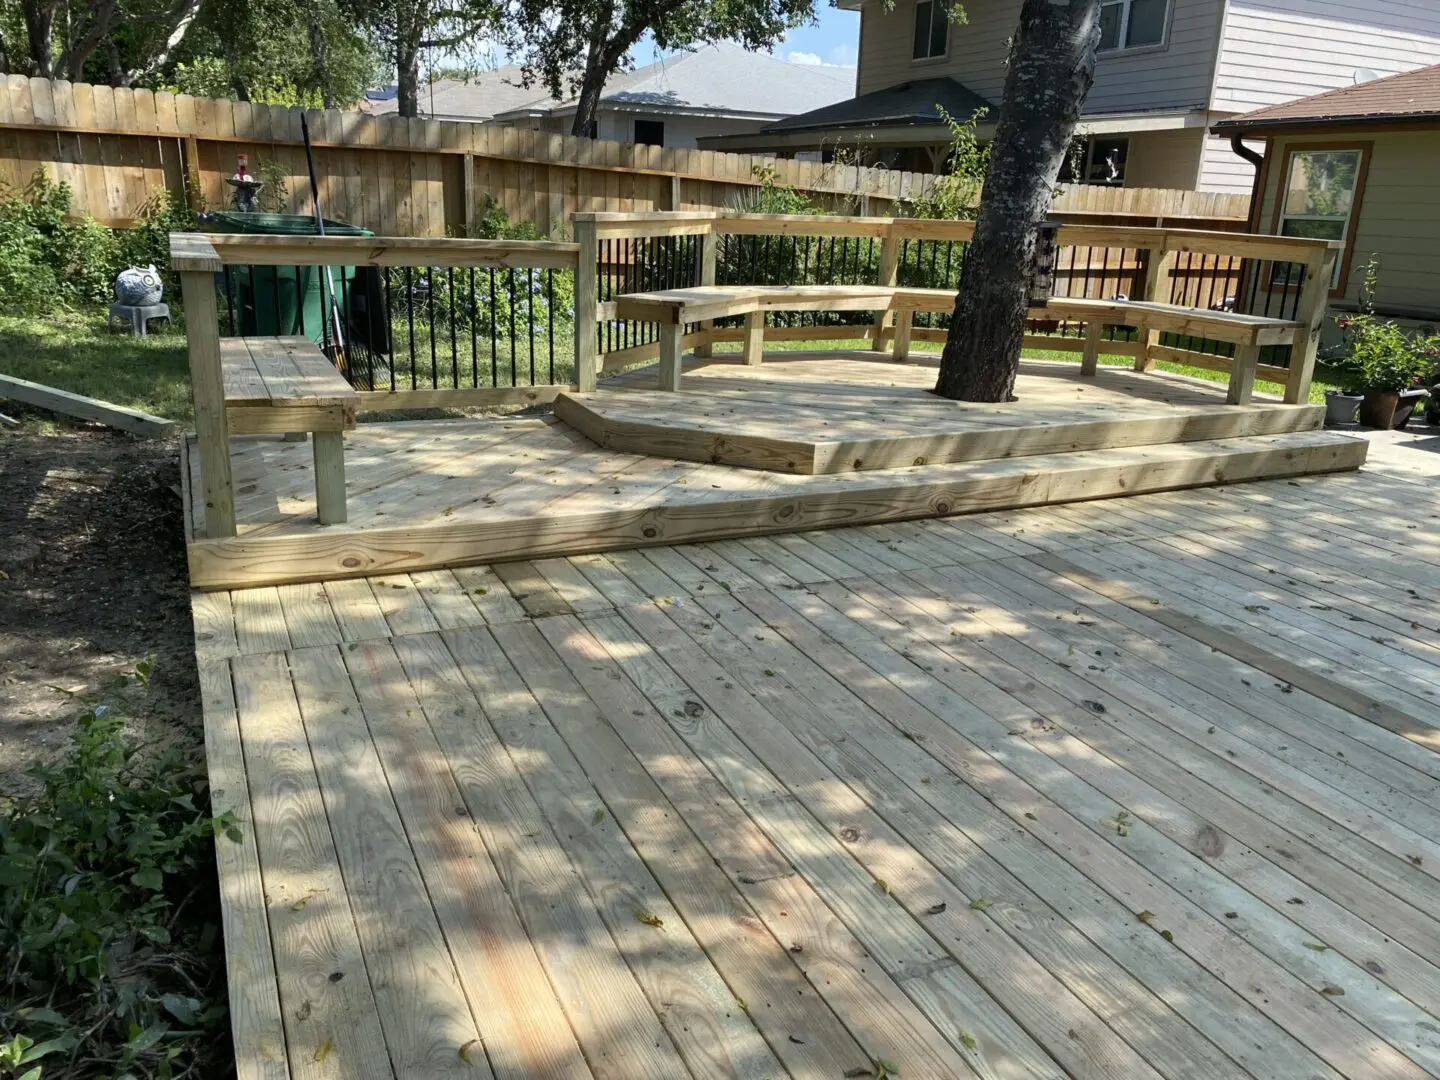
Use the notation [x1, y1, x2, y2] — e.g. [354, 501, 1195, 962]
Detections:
[395, 24, 423, 118]
[22, 0, 55, 76]
[934, 0, 1101, 402]
[569, 38, 608, 139]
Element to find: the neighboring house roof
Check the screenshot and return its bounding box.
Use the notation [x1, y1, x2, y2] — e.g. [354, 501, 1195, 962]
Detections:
[491, 42, 855, 122]
[759, 76, 992, 134]
[1213, 63, 1440, 134]
[367, 65, 551, 121]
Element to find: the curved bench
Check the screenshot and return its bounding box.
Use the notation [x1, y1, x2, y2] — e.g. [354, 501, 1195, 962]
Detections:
[612, 284, 1299, 405]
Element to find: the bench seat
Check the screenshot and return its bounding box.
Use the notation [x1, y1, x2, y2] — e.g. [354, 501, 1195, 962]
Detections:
[220, 336, 358, 524]
[611, 283, 1298, 405]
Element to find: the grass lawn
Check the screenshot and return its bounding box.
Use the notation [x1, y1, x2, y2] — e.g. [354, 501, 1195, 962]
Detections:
[0, 311, 193, 426]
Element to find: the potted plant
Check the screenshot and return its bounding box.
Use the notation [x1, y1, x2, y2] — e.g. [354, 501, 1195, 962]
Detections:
[1353, 326, 1430, 429]
[1323, 354, 1364, 425]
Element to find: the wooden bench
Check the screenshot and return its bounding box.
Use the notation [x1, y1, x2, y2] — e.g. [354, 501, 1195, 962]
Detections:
[220, 336, 358, 524]
[889, 289, 1299, 405]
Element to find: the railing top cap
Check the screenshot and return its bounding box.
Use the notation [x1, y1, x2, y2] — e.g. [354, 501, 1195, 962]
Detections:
[168, 231, 581, 270]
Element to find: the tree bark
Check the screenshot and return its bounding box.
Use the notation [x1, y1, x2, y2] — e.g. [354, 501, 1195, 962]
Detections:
[569, 36, 609, 138]
[934, 0, 1101, 402]
[395, 11, 424, 118]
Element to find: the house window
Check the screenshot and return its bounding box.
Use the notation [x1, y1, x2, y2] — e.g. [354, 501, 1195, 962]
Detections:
[913, 0, 949, 60]
[1278, 148, 1363, 286]
[1099, 0, 1168, 51]
[634, 119, 664, 146]
[1060, 136, 1129, 186]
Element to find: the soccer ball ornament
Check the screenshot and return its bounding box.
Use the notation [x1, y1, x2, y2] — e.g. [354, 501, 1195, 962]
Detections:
[115, 265, 163, 306]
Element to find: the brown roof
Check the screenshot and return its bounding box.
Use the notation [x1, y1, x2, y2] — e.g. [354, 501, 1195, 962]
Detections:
[1213, 64, 1440, 134]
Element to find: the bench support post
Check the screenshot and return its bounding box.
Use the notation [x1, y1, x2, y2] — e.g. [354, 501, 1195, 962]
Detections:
[693, 228, 718, 359]
[180, 270, 236, 539]
[1139, 245, 1174, 372]
[891, 308, 913, 363]
[658, 320, 684, 390]
[1081, 318, 1104, 376]
[313, 432, 348, 524]
[1228, 343, 1259, 406]
[573, 217, 599, 393]
[871, 232, 900, 352]
[742, 311, 764, 366]
[1285, 247, 1338, 404]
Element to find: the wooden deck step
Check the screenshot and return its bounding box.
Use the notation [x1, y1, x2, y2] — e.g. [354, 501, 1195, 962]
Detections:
[556, 361, 1325, 474]
[185, 430, 1366, 590]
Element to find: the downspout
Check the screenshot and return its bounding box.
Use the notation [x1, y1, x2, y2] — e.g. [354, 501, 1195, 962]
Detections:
[1228, 131, 1266, 232]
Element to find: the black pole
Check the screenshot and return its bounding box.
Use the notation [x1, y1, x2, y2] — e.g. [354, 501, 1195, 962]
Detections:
[301, 111, 347, 370]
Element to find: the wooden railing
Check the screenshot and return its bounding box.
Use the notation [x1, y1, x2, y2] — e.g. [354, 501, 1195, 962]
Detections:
[572, 212, 1341, 404]
[171, 231, 584, 537]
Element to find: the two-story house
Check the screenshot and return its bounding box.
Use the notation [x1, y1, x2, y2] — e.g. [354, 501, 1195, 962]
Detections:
[698, 1, 1440, 193]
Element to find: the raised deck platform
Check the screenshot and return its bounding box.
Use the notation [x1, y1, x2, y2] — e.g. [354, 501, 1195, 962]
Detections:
[558, 356, 1325, 474]
[182, 357, 1365, 590]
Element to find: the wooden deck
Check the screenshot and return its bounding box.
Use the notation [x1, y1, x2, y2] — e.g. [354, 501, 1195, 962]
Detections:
[196, 468, 1440, 1080]
[183, 357, 1364, 589]
[559, 355, 1323, 474]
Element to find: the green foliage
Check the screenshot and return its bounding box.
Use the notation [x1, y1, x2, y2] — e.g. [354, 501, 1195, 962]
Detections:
[1336, 255, 1440, 393]
[253, 160, 293, 215]
[0, 673, 232, 1079]
[0, 171, 118, 314]
[0, 170, 198, 317]
[908, 107, 990, 220]
[737, 164, 822, 216]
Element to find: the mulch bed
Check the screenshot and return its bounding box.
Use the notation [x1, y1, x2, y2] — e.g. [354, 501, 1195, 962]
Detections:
[0, 420, 199, 797]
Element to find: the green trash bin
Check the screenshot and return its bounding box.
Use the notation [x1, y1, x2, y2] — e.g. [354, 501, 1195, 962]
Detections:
[206, 212, 363, 340]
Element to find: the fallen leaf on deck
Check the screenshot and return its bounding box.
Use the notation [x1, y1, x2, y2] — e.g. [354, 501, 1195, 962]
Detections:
[923, 902, 946, 915]
[968, 898, 994, 911]
[314, 1039, 333, 1063]
[458, 1039, 480, 1063]
[635, 911, 664, 928]
[1136, 910, 1155, 924]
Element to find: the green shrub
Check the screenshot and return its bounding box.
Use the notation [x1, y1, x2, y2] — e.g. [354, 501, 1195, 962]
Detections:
[1336, 256, 1440, 392]
[0, 170, 196, 316]
[0, 666, 232, 1080]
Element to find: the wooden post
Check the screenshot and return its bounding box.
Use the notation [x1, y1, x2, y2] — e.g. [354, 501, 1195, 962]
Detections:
[872, 227, 900, 353]
[742, 310, 764, 366]
[1137, 241, 1175, 372]
[693, 226, 718, 359]
[1228, 343, 1259, 405]
[1081, 317, 1104, 376]
[891, 308, 913, 363]
[669, 174, 683, 212]
[180, 270, 236, 538]
[573, 217, 599, 393]
[312, 432, 348, 523]
[182, 136, 203, 212]
[658, 320, 684, 390]
[461, 152, 476, 236]
[1285, 245, 1339, 404]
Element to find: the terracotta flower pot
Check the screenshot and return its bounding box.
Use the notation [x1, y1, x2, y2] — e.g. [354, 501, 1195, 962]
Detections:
[1358, 390, 1400, 429]
[1359, 388, 1429, 430]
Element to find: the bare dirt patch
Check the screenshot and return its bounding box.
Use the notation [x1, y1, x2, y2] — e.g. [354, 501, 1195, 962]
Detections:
[0, 421, 198, 797]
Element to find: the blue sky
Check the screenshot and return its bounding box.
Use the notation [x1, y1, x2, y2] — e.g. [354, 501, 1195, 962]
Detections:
[632, 5, 861, 70]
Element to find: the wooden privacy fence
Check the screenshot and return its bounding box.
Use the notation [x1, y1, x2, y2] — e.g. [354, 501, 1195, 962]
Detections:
[572, 212, 1337, 404]
[2, 77, 1251, 238]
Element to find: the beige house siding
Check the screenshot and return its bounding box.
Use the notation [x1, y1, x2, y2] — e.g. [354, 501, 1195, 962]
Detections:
[856, 0, 1220, 113]
[1213, 0, 1440, 113]
[1197, 131, 1264, 194]
[1256, 131, 1440, 317]
[1122, 128, 1205, 189]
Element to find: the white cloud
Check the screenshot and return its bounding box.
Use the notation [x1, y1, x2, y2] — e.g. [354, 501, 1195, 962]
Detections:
[786, 51, 825, 65]
[827, 45, 858, 68]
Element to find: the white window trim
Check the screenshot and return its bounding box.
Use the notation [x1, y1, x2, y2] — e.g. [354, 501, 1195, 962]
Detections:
[912, 0, 950, 63]
[1097, 0, 1171, 55]
[1277, 148, 1364, 288]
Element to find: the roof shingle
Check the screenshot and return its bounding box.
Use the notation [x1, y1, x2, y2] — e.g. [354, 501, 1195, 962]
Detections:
[1213, 63, 1440, 133]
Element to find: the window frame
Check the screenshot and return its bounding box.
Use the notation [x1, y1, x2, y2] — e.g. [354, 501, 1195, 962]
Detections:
[1266, 141, 1372, 296]
[1097, 0, 1172, 55]
[633, 118, 665, 147]
[911, 0, 950, 63]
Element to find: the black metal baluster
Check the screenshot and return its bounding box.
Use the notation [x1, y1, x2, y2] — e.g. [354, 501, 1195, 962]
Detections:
[547, 269, 556, 384]
[447, 267, 458, 388]
[528, 269, 536, 385]
[405, 266, 416, 390]
[426, 268, 437, 388]
[384, 267, 396, 391]
[222, 268, 235, 333]
[508, 267, 518, 386]
[469, 268, 478, 387]
[487, 268, 498, 387]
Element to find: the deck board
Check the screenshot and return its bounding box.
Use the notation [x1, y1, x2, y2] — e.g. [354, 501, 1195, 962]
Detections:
[198, 473, 1440, 1080]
